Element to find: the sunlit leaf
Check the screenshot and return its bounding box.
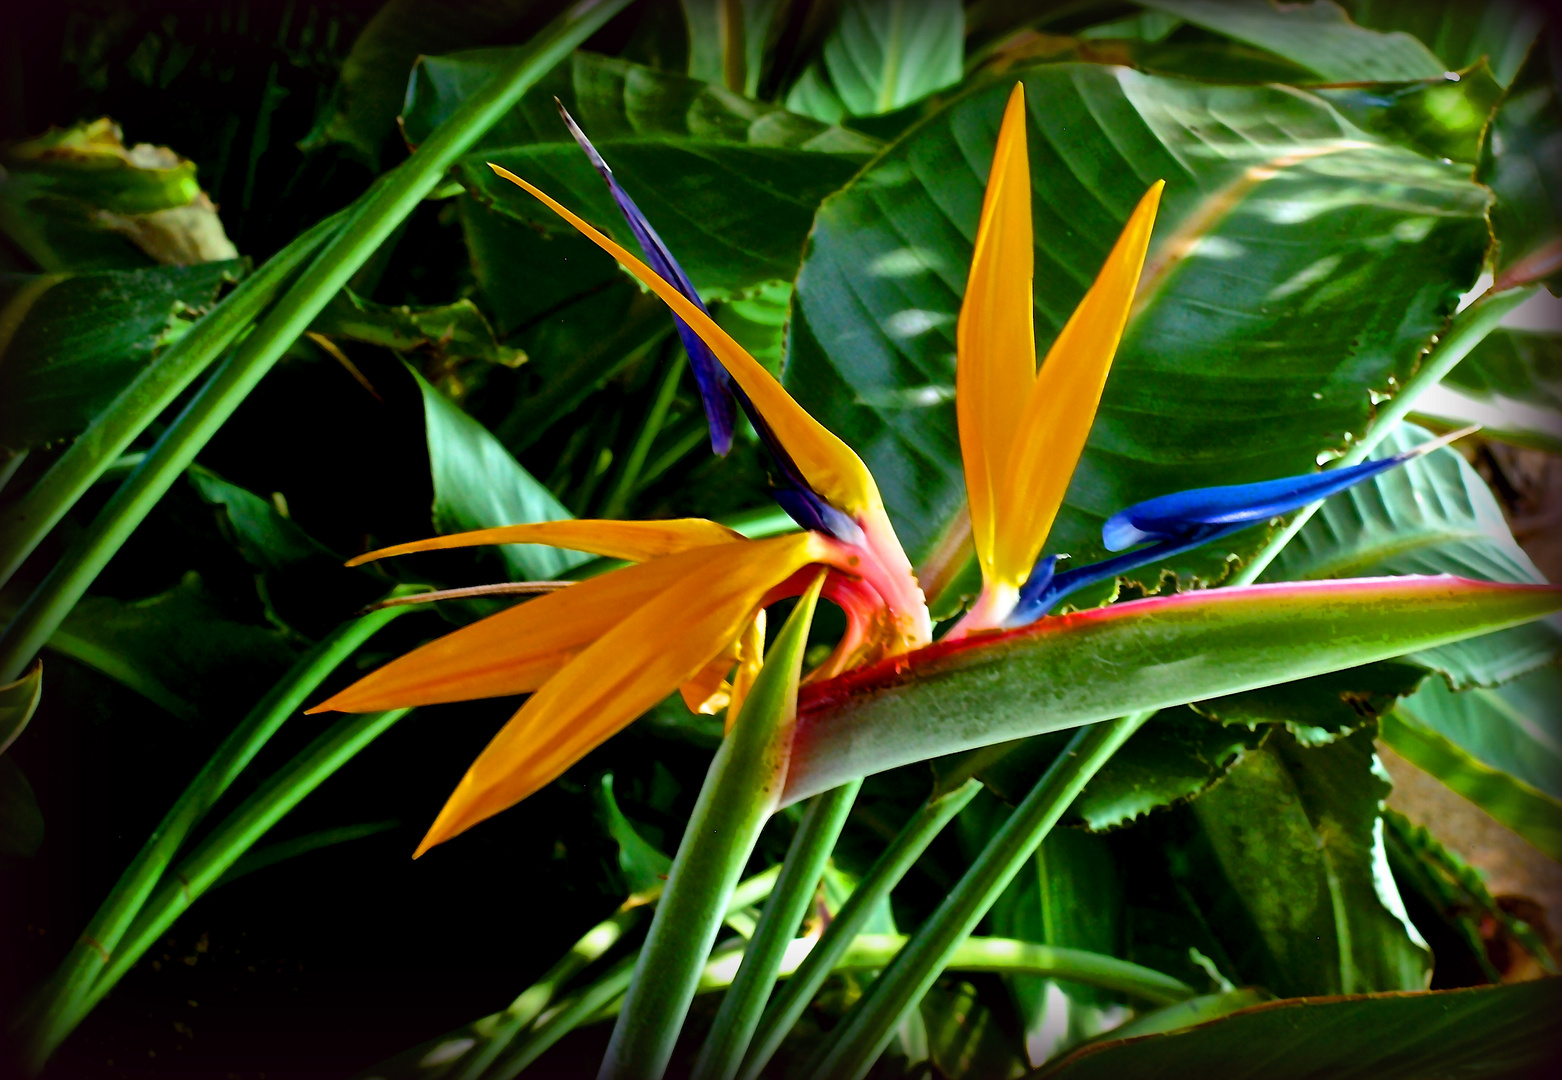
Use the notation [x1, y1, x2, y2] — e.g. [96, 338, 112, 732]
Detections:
[787, 64, 1488, 570]
[1141, 0, 1445, 83]
[1383, 664, 1562, 858]
[1265, 424, 1561, 688]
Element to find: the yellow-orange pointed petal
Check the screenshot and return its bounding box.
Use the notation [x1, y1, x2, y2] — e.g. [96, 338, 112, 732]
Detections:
[681, 636, 740, 715]
[344, 518, 742, 567]
[487, 164, 881, 519]
[957, 82, 1035, 588]
[309, 545, 746, 714]
[413, 533, 827, 855]
[991, 180, 1164, 585]
[724, 609, 766, 735]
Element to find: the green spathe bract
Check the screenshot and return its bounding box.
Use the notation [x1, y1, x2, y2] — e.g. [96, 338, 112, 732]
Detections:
[783, 576, 1562, 804]
[599, 573, 824, 1080]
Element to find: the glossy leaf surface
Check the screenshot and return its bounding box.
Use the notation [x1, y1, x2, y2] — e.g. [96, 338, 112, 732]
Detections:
[0, 263, 242, 449]
[464, 141, 869, 297]
[786, 64, 1489, 568]
[401, 48, 878, 154]
[1181, 727, 1428, 997]
[1266, 424, 1561, 688]
[1142, 0, 1445, 83]
[1385, 664, 1562, 857]
[1348, 0, 1543, 86]
[412, 366, 588, 580]
[1035, 979, 1560, 1080]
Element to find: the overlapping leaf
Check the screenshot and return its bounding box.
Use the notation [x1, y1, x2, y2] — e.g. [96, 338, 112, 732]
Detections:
[1266, 424, 1561, 688]
[0, 262, 242, 450]
[1141, 0, 1446, 83]
[412, 367, 588, 580]
[1178, 727, 1429, 997]
[1036, 979, 1560, 1080]
[786, 64, 1489, 571]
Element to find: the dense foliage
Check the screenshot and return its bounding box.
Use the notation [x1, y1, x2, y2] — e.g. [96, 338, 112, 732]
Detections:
[1, 1, 1559, 1077]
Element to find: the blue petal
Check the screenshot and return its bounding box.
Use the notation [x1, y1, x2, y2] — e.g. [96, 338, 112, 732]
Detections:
[558, 103, 738, 456]
[1101, 426, 1476, 551]
[1007, 523, 1246, 627]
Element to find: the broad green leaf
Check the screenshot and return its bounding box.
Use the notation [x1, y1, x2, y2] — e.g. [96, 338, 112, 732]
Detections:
[0, 659, 42, 755]
[1183, 727, 1429, 996]
[783, 576, 1561, 804]
[1192, 661, 1427, 745]
[461, 140, 869, 296]
[1347, 0, 1544, 87]
[1141, 0, 1446, 83]
[34, 572, 299, 722]
[1082, 989, 1271, 1043]
[1396, 664, 1562, 801]
[1415, 328, 1562, 451]
[187, 466, 339, 573]
[1317, 63, 1504, 165]
[802, 0, 964, 119]
[0, 757, 44, 857]
[411, 366, 588, 580]
[302, 0, 551, 167]
[786, 64, 1489, 568]
[1383, 665, 1562, 857]
[595, 772, 674, 896]
[987, 828, 1126, 1067]
[1478, 42, 1562, 293]
[1265, 424, 1562, 688]
[1034, 979, 1560, 1080]
[939, 708, 1268, 831]
[401, 48, 878, 154]
[0, 118, 237, 271]
[311, 288, 524, 368]
[0, 262, 242, 450]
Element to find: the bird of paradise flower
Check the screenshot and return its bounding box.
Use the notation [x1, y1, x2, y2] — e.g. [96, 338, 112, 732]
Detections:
[309, 84, 1469, 856]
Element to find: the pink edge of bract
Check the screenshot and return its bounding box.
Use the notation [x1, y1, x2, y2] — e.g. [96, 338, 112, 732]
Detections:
[794, 575, 1562, 716]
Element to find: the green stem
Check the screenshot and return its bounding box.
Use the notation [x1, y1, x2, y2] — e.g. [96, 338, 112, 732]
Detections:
[804, 713, 1151, 1080]
[453, 907, 647, 1080]
[692, 779, 862, 1080]
[357, 869, 784, 1080]
[601, 931, 1192, 1025]
[1234, 286, 1536, 587]
[76, 708, 414, 1026]
[738, 779, 981, 1080]
[487, 956, 639, 1080]
[598, 575, 825, 1080]
[600, 351, 686, 520]
[0, 211, 346, 592]
[13, 601, 410, 1070]
[0, 0, 632, 686]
